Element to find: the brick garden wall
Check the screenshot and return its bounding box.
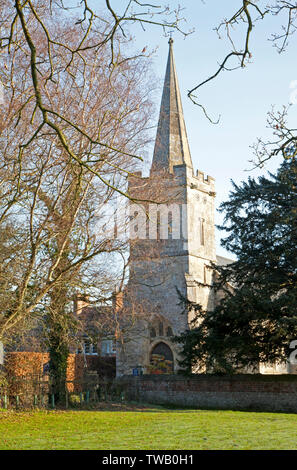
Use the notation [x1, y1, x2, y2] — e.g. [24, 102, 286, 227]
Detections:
[5, 352, 49, 379]
[117, 374, 297, 413]
[5, 352, 115, 382]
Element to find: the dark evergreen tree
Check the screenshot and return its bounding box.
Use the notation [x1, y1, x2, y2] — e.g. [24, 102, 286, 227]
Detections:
[175, 159, 297, 374]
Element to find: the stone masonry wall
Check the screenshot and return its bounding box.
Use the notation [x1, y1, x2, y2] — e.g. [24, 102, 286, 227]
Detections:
[117, 374, 297, 413]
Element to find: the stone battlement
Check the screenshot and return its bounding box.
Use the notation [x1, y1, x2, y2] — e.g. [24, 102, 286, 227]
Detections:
[195, 169, 215, 185]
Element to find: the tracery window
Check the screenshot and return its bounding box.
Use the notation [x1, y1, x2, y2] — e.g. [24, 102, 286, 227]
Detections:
[149, 318, 174, 340]
[150, 327, 156, 338]
[166, 326, 173, 337]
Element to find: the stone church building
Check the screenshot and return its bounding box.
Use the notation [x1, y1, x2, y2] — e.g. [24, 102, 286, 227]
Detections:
[5, 39, 289, 378]
[116, 39, 231, 376]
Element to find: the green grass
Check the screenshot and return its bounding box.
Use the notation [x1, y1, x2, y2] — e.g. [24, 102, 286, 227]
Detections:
[0, 404, 297, 450]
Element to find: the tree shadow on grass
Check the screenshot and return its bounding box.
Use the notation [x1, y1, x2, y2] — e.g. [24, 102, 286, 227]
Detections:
[61, 402, 297, 415]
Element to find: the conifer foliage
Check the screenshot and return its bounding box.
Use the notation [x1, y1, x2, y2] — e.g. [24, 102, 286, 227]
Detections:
[175, 159, 297, 373]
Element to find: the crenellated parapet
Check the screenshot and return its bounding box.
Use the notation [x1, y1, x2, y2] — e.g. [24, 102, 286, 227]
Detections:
[172, 164, 215, 196]
[196, 170, 215, 186]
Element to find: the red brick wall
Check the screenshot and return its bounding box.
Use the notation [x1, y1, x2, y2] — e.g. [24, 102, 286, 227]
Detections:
[5, 352, 48, 378]
[5, 352, 115, 381]
[117, 374, 297, 413]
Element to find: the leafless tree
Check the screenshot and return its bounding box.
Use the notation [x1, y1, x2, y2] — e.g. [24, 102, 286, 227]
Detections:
[0, 9, 156, 349]
[187, 2, 297, 115]
[251, 105, 297, 167]
[176, 1, 297, 167]
[0, 1, 189, 179]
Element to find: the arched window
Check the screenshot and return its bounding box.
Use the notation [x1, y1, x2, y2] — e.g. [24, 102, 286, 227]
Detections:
[150, 342, 174, 373]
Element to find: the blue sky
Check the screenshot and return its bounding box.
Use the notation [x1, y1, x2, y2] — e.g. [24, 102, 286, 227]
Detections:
[97, 1, 297, 257]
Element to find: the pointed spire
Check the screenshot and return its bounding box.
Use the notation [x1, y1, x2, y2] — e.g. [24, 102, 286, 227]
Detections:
[151, 39, 193, 174]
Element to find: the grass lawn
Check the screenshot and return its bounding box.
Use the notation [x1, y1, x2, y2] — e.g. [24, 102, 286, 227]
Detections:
[0, 403, 297, 450]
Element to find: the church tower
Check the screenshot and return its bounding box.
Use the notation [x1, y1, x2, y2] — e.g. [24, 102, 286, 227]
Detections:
[116, 40, 216, 376]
